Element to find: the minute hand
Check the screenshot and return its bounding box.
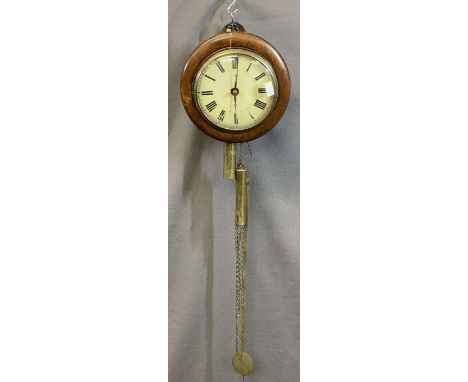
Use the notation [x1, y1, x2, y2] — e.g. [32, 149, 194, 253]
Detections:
[234, 84, 237, 121]
[234, 72, 238, 122]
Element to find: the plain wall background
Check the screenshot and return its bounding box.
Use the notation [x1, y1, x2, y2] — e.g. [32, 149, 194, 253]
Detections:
[169, 1, 300, 381]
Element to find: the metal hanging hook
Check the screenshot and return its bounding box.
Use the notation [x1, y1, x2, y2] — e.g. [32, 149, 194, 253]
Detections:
[226, 0, 238, 22]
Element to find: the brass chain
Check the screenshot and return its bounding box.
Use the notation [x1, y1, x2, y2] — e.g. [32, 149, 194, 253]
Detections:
[235, 223, 246, 353]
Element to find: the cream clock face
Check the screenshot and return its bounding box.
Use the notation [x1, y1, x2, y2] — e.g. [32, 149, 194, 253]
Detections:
[193, 48, 279, 131]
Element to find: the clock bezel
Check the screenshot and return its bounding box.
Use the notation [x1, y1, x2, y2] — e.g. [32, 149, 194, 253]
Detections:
[192, 48, 279, 132]
[180, 29, 291, 143]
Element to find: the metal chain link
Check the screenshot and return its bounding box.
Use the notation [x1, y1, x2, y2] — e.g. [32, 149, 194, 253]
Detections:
[235, 223, 247, 353]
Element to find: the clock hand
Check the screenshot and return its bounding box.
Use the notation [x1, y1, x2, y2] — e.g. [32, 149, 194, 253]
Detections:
[235, 58, 239, 112]
[232, 72, 239, 124]
[234, 74, 238, 98]
[234, 91, 237, 123]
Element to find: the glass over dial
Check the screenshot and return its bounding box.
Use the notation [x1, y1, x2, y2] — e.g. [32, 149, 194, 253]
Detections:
[194, 48, 279, 131]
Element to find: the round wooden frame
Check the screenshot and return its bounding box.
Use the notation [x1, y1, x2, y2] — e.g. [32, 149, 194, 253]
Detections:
[180, 30, 291, 143]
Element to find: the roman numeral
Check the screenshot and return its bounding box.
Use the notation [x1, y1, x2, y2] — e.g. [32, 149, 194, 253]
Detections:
[204, 74, 216, 81]
[218, 110, 225, 121]
[216, 61, 225, 73]
[206, 101, 217, 112]
[201, 90, 213, 95]
[255, 72, 266, 81]
[232, 57, 238, 69]
[234, 113, 238, 124]
[258, 87, 267, 94]
[254, 99, 267, 110]
[246, 63, 252, 72]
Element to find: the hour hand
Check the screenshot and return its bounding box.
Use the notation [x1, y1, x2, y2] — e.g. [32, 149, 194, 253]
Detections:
[231, 75, 239, 99]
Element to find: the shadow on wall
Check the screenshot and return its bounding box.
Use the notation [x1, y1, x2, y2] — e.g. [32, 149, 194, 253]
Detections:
[182, 130, 215, 382]
[176, 2, 234, 381]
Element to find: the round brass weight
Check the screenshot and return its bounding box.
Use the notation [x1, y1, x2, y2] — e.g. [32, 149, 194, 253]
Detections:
[232, 352, 254, 376]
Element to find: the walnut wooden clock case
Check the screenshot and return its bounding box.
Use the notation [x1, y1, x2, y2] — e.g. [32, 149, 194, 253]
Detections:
[180, 23, 291, 143]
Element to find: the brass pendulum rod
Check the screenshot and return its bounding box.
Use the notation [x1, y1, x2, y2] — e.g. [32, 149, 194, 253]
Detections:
[232, 160, 254, 377]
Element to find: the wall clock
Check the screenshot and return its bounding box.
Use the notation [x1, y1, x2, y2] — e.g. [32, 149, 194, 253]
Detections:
[180, 4, 291, 378]
[180, 23, 290, 143]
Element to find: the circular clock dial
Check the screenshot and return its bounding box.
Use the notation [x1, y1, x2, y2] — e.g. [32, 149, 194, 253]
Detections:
[193, 48, 279, 131]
